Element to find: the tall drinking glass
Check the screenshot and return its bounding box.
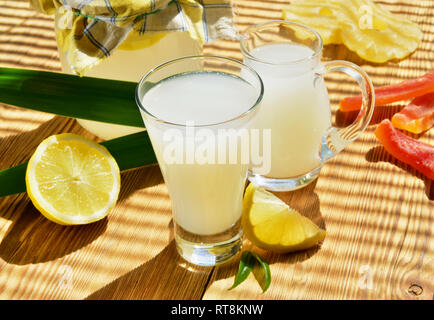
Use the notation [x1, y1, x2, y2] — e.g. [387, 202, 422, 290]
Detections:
[241, 20, 375, 191]
[136, 56, 263, 266]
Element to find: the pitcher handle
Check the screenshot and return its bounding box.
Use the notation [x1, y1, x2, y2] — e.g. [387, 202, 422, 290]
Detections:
[318, 60, 375, 162]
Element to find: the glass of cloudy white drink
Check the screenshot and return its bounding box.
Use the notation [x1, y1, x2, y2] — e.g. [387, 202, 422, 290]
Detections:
[136, 56, 263, 266]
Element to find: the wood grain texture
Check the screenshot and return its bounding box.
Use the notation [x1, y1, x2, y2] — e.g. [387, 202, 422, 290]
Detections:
[203, 0, 434, 300]
[0, 0, 433, 300]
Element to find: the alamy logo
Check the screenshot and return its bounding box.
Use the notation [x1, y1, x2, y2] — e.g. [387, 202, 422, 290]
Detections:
[161, 122, 271, 175]
[358, 5, 374, 30]
[358, 265, 374, 290]
[58, 265, 73, 289]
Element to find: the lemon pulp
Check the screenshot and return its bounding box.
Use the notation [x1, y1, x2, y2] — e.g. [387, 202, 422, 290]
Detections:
[242, 183, 326, 253]
[26, 133, 120, 225]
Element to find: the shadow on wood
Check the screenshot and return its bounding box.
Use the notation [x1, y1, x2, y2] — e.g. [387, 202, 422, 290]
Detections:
[0, 201, 108, 265]
[85, 240, 212, 300]
[0, 114, 77, 170]
[365, 145, 433, 200]
[117, 165, 163, 203]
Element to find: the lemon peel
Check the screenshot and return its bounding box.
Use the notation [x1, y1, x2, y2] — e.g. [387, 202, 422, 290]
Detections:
[26, 133, 120, 225]
[242, 183, 326, 253]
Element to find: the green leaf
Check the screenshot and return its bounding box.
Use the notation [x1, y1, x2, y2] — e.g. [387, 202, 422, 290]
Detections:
[0, 131, 157, 197]
[229, 251, 271, 293]
[0, 67, 144, 127]
[251, 252, 271, 293]
[229, 251, 256, 290]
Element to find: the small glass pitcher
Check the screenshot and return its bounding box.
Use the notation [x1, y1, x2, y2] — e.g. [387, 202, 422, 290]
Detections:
[241, 20, 375, 191]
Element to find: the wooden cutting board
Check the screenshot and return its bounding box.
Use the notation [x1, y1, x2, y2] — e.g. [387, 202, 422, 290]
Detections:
[0, 0, 432, 300]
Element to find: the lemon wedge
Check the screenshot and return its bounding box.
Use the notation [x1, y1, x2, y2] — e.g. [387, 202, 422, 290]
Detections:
[242, 183, 326, 253]
[26, 133, 120, 225]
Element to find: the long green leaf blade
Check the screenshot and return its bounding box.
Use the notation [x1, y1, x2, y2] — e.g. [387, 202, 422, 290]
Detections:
[0, 131, 157, 197]
[100, 131, 156, 171]
[0, 67, 144, 128]
[0, 163, 28, 197]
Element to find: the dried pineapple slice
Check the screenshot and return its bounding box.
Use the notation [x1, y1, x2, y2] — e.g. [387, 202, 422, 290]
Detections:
[283, 0, 422, 63]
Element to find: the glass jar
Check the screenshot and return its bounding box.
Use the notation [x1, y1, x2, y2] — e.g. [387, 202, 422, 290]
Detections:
[57, 30, 202, 140]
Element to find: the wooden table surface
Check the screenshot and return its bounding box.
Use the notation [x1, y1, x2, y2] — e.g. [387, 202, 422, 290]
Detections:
[0, 0, 432, 300]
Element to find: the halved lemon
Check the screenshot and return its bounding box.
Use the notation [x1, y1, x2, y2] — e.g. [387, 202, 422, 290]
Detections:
[26, 133, 121, 225]
[242, 183, 326, 253]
